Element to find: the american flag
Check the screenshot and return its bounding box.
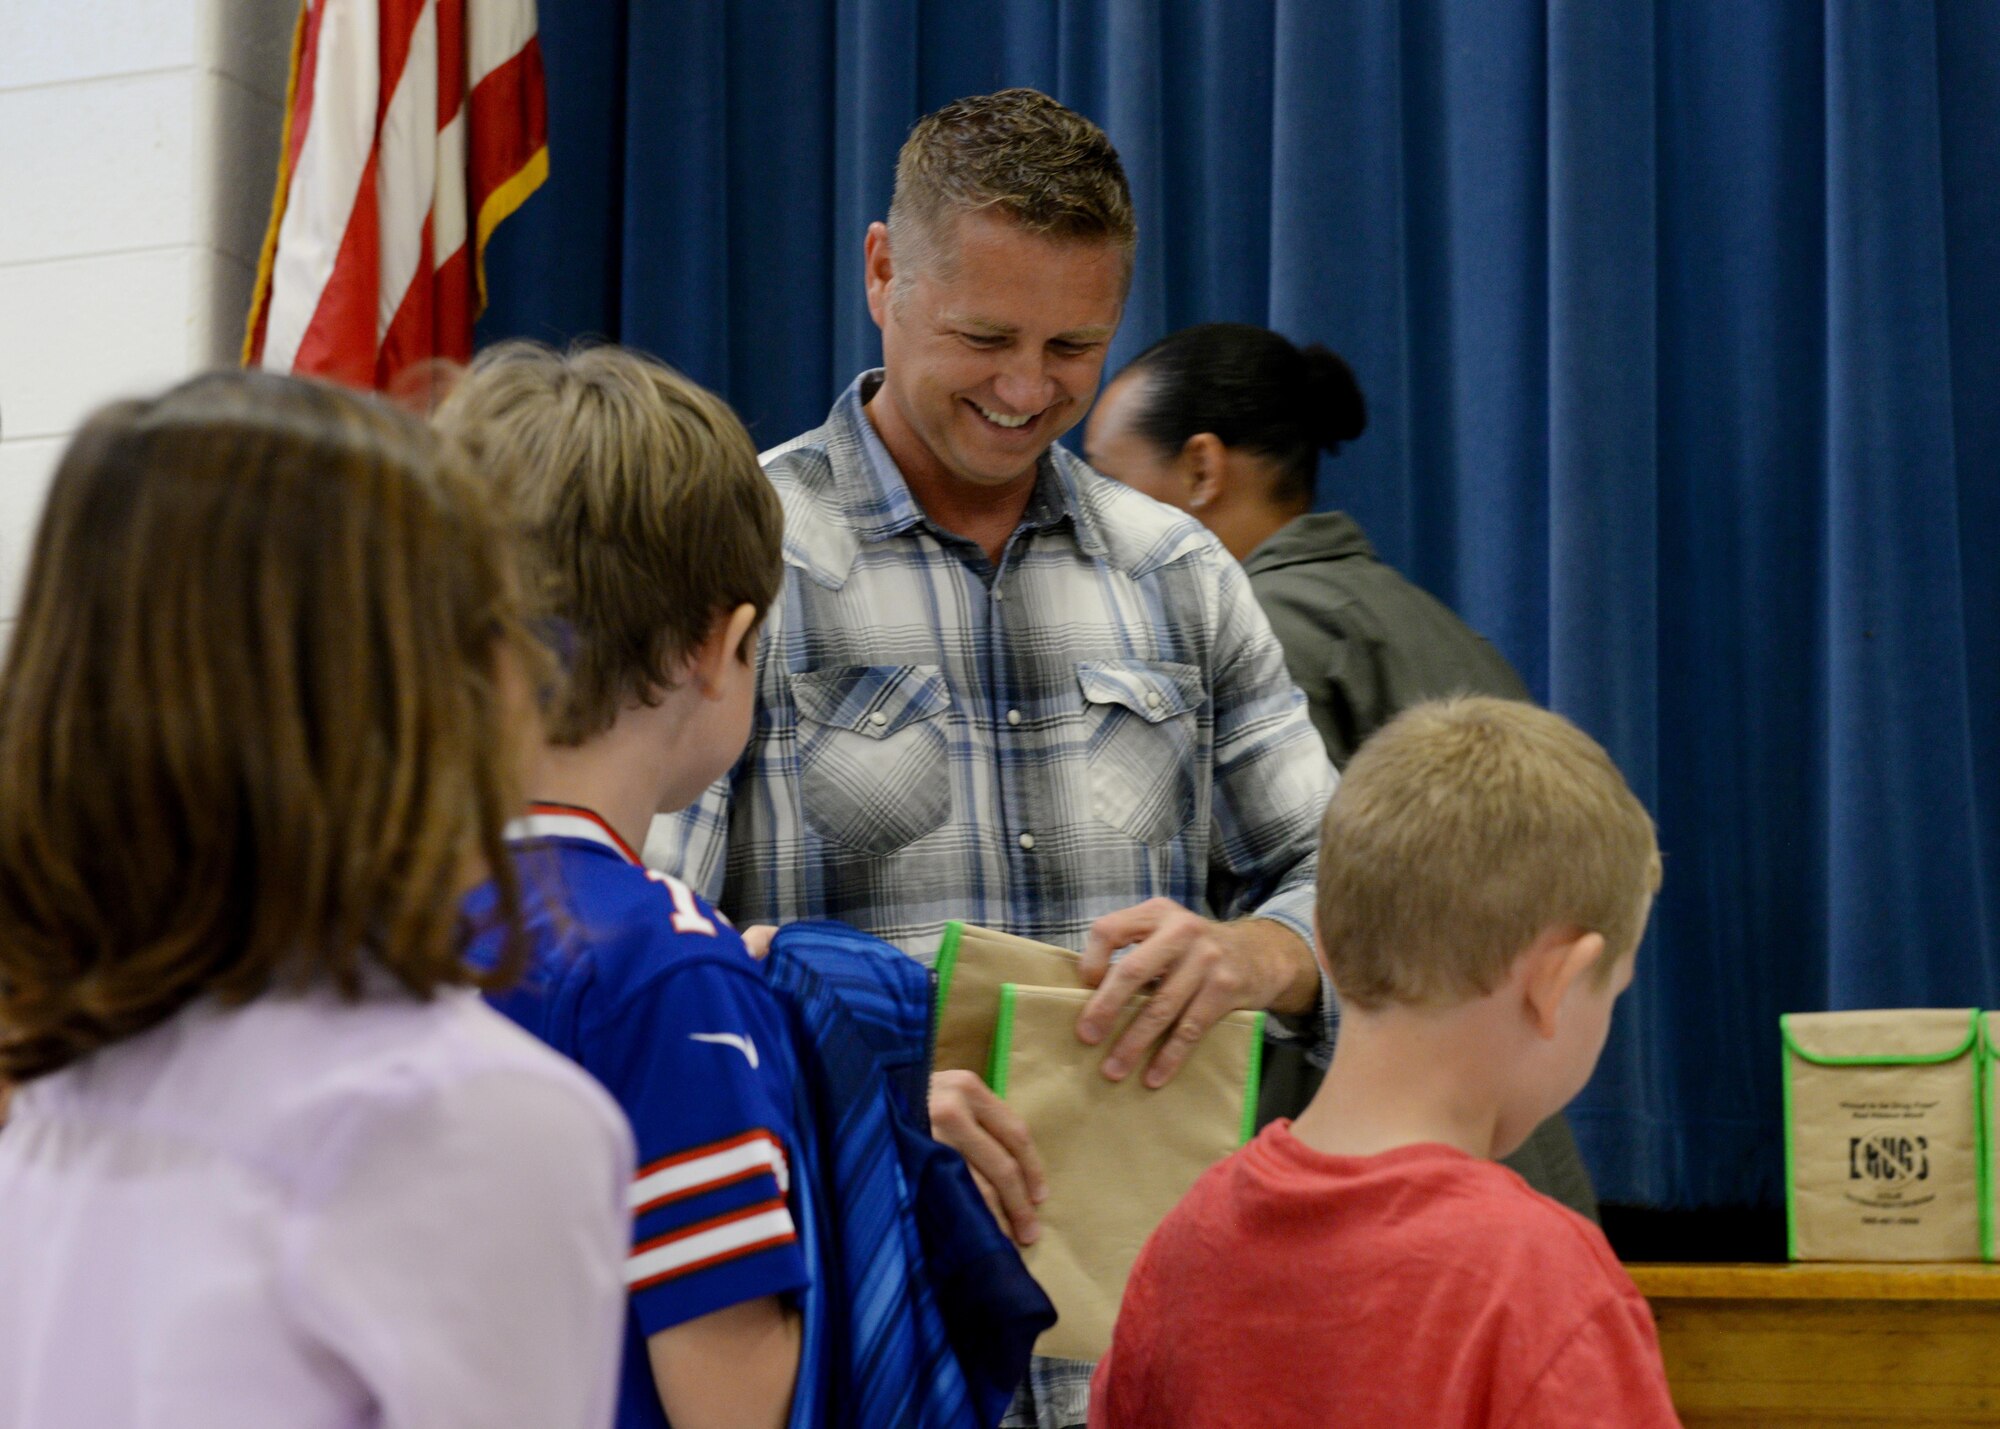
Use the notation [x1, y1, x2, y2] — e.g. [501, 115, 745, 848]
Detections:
[243, 0, 547, 389]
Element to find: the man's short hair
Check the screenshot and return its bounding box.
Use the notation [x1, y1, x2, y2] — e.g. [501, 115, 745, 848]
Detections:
[436, 341, 783, 746]
[887, 88, 1136, 281]
[1315, 697, 1662, 1011]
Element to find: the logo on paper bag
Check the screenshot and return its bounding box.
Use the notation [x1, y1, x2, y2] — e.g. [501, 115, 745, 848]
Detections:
[1844, 1130, 1936, 1211]
[1848, 1132, 1929, 1187]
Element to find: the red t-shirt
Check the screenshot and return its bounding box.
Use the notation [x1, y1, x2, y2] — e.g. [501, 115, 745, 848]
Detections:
[1090, 1124, 1681, 1429]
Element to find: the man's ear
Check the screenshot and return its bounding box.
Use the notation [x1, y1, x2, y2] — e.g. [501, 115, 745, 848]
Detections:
[1519, 925, 1606, 1040]
[863, 222, 894, 329]
[1181, 432, 1228, 510]
[689, 604, 760, 699]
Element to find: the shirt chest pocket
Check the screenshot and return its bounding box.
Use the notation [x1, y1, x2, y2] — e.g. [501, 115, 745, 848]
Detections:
[791, 665, 953, 855]
[1077, 660, 1205, 847]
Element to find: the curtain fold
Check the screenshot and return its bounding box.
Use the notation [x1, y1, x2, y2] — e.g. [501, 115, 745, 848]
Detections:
[477, 0, 1999, 1209]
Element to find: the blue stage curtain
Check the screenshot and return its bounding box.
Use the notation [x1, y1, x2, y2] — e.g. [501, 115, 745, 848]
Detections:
[478, 0, 2000, 1210]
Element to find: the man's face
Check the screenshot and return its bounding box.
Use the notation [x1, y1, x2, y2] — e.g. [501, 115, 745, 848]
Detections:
[866, 210, 1127, 490]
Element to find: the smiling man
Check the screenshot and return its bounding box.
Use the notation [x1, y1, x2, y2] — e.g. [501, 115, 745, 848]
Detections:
[649, 90, 1337, 1429]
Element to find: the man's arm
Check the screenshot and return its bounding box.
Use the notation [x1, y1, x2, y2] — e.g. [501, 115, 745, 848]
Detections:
[649, 1296, 800, 1429]
[1076, 551, 1337, 1086]
[1197, 553, 1339, 937]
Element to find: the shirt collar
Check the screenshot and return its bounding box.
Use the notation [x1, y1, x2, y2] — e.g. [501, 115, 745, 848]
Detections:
[832, 371, 1103, 556]
[505, 802, 641, 865]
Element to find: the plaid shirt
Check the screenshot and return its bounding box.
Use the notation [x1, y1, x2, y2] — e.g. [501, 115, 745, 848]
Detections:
[648, 372, 1336, 1428]
[649, 370, 1334, 994]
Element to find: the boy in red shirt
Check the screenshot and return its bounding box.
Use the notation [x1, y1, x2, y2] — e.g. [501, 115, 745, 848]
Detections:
[1091, 697, 1680, 1428]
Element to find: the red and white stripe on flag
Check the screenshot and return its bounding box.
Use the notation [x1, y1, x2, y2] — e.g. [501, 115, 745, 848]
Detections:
[243, 0, 547, 390]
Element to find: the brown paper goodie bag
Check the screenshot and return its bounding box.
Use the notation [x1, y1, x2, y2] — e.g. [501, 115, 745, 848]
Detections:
[1783, 1008, 1982, 1261]
[990, 983, 1263, 1363]
[932, 921, 1086, 1078]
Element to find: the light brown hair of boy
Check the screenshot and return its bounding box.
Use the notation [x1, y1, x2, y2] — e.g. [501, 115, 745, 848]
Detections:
[1315, 696, 1661, 1011]
[435, 341, 784, 746]
[887, 87, 1137, 288]
[0, 372, 540, 1082]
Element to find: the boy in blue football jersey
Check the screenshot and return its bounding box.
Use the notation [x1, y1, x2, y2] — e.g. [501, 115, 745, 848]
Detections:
[440, 343, 795, 1429]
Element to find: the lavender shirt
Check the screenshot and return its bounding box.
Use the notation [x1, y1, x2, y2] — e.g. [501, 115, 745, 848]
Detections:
[0, 984, 635, 1428]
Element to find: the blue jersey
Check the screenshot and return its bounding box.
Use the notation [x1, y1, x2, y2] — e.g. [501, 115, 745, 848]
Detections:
[470, 804, 809, 1429]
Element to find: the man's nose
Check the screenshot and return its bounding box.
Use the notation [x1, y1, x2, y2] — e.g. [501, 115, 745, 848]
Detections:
[991, 357, 1056, 414]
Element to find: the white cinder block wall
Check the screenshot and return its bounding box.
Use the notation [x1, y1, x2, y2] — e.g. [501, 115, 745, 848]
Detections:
[0, 0, 294, 644]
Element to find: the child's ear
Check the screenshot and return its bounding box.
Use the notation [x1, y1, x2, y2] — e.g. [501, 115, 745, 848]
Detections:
[689, 603, 760, 697]
[1520, 925, 1606, 1040]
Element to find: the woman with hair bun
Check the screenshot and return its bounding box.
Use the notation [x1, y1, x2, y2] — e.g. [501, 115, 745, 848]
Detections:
[1085, 322, 1596, 1220]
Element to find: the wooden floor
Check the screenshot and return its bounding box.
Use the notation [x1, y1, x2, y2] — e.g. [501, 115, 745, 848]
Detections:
[1631, 1263, 2000, 1427]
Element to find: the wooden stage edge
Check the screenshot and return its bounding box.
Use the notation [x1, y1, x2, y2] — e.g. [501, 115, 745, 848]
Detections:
[1631, 1261, 2000, 1302]
[1628, 1262, 2000, 1427]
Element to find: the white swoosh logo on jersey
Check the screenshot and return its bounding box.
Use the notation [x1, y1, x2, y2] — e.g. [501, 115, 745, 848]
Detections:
[689, 1032, 760, 1069]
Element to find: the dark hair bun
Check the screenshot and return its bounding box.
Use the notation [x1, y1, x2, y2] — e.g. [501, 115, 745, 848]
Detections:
[1122, 323, 1367, 506]
[1299, 345, 1367, 453]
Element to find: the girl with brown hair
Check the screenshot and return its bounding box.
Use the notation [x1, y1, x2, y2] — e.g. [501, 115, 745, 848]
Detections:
[0, 371, 633, 1427]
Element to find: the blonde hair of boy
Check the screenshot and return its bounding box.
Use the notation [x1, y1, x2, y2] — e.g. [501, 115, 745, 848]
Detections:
[437, 342, 784, 746]
[1315, 697, 1662, 1012]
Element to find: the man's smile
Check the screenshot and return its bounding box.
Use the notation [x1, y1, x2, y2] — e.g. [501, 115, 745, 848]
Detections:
[967, 399, 1043, 431]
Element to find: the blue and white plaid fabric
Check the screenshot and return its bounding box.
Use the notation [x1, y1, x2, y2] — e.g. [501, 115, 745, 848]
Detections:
[650, 371, 1332, 987]
[649, 369, 1334, 994]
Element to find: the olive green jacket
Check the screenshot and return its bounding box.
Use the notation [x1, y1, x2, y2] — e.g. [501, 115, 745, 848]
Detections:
[1244, 511, 1529, 769]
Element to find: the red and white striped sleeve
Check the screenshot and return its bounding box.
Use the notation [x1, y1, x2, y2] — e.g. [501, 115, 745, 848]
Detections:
[588, 958, 810, 1334]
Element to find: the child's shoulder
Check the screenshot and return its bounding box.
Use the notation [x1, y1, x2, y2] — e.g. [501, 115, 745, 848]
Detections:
[1398, 1154, 1637, 1314]
[538, 850, 763, 993]
[129, 989, 630, 1197]
[536, 844, 730, 935]
[1470, 1159, 1625, 1267]
[1222, 1130, 1626, 1286]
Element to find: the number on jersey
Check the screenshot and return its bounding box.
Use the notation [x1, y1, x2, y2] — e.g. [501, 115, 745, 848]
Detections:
[644, 870, 718, 937]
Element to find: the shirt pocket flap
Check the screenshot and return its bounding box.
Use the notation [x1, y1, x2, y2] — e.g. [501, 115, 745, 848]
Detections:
[1075, 660, 1205, 723]
[791, 664, 951, 739]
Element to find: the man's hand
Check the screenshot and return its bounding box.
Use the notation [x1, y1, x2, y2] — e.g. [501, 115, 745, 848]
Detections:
[930, 1069, 1048, 1246]
[740, 925, 777, 960]
[1077, 900, 1319, 1088]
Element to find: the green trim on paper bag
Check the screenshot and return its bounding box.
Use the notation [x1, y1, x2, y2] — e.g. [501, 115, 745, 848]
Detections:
[1778, 1010, 1979, 1067]
[989, 982, 1019, 1099]
[1240, 1011, 1267, 1146]
[1983, 1014, 1996, 1262]
[932, 920, 965, 1066]
[1782, 1025, 1799, 1260]
[1976, 1016, 1992, 1248]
